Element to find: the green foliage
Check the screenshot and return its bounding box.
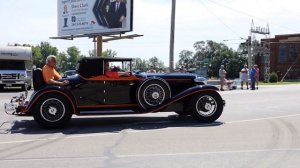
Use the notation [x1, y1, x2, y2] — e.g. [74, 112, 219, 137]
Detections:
[39, 42, 58, 64]
[102, 49, 117, 57]
[67, 46, 81, 69]
[133, 58, 147, 71]
[269, 72, 278, 83]
[32, 46, 42, 68]
[177, 40, 247, 78]
[56, 52, 68, 72]
[56, 46, 82, 72]
[177, 50, 194, 69]
[32, 41, 58, 68]
[132, 57, 165, 72]
[148, 56, 165, 70]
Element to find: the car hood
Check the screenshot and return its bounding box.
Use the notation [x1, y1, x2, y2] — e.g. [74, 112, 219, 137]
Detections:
[136, 72, 197, 80]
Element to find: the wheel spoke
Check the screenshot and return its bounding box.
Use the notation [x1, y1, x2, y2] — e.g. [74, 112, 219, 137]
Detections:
[196, 95, 217, 117]
[40, 98, 65, 122]
[143, 84, 165, 106]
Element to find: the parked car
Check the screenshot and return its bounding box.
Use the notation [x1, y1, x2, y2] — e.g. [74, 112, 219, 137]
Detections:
[63, 70, 77, 78]
[5, 57, 225, 128]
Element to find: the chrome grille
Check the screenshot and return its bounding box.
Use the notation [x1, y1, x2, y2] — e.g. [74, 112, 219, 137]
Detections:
[1, 74, 18, 80]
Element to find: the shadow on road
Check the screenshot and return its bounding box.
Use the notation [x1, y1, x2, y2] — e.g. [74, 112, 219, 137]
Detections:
[8, 115, 224, 135]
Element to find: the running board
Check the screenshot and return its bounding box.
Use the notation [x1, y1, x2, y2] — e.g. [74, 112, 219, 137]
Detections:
[79, 109, 136, 115]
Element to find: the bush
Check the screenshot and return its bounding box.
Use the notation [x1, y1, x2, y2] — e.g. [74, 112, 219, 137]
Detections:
[269, 72, 278, 83]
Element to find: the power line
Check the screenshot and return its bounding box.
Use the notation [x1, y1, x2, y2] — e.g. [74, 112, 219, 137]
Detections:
[199, 0, 243, 39]
[206, 0, 298, 32]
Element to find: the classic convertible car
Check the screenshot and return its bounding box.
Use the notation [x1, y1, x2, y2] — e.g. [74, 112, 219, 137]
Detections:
[5, 57, 225, 128]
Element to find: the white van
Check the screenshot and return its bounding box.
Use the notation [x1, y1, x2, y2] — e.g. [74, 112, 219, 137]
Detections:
[0, 46, 33, 90]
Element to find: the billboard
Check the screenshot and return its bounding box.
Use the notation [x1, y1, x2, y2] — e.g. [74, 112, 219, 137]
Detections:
[57, 0, 133, 37]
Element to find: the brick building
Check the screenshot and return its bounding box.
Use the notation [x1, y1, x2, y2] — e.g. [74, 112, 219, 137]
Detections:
[256, 34, 300, 81]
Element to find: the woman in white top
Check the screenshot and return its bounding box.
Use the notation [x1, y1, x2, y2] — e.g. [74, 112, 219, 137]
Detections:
[240, 65, 249, 89]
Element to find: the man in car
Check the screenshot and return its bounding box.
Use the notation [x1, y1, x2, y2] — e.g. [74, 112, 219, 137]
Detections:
[104, 62, 130, 78]
[42, 55, 69, 86]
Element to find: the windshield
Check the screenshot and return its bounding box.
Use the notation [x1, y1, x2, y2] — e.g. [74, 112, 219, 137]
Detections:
[108, 61, 131, 72]
[0, 60, 25, 70]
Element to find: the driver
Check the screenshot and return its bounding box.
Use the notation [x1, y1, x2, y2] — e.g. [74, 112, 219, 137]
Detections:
[42, 55, 69, 86]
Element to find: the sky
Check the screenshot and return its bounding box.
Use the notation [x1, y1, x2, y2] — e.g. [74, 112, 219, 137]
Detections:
[0, 0, 300, 66]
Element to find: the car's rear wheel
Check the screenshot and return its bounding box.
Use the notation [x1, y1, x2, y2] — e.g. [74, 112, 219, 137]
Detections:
[188, 92, 223, 123]
[137, 79, 171, 110]
[33, 94, 72, 128]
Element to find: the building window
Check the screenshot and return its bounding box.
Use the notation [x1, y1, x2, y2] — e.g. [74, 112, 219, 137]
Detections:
[289, 44, 299, 63]
[278, 44, 287, 64]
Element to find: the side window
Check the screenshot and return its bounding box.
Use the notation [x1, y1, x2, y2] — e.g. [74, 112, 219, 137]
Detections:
[278, 44, 287, 64]
[289, 44, 299, 63]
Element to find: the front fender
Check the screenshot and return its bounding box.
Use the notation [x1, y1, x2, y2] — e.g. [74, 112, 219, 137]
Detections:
[22, 86, 78, 115]
[147, 85, 221, 113]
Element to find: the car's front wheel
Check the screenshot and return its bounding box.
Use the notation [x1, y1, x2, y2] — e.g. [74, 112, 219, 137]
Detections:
[188, 92, 223, 123]
[33, 94, 72, 128]
[137, 79, 171, 110]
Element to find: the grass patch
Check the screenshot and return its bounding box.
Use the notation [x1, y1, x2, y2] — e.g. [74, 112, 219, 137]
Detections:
[258, 81, 300, 85]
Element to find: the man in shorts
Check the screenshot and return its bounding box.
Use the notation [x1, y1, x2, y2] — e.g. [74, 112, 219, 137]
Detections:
[240, 65, 249, 90]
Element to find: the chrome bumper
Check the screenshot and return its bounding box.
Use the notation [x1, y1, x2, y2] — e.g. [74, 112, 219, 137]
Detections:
[4, 93, 27, 115]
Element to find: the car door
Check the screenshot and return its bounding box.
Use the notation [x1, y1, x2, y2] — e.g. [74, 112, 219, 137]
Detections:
[104, 78, 137, 104]
[71, 80, 106, 106]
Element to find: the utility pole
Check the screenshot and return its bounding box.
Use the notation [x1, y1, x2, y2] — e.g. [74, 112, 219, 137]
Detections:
[250, 20, 271, 81]
[247, 36, 252, 67]
[169, 0, 176, 72]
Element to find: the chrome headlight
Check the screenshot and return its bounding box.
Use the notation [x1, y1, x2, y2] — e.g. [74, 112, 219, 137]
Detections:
[194, 77, 207, 85]
[19, 74, 27, 79]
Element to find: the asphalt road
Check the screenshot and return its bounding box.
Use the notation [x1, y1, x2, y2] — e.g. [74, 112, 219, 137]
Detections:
[0, 85, 300, 168]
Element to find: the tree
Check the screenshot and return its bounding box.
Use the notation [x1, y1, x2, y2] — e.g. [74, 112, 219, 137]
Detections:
[32, 42, 58, 68]
[56, 52, 68, 72]
[177, 50, 194, 69]
[32, 46, 43, 68]
[133, 58, 148, 71]
[177, 40, 247, 78]
[66, 46, 81, 70]
[102, 49, 117, 57]
[148, 56, 165, 71]
[39, 42, 58, 65]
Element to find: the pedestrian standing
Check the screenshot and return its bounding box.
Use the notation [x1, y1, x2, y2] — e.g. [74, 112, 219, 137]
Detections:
[219, 65, 227, 91]
[250, 64, 257, 90]
[240, 65, 249, 90]
[254, 64, 259, 89]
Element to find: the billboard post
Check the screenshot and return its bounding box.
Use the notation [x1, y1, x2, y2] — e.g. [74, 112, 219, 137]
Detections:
[97, 35, 103, 57]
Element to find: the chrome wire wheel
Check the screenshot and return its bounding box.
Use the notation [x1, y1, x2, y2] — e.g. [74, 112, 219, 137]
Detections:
[189, 92, 223, 123]
[195, 95, 217, 117]
[143, 84, 166, 106]
[137, 78, 171, 110]
[33, 94, 72, 128]
[40, 98, 66, 123]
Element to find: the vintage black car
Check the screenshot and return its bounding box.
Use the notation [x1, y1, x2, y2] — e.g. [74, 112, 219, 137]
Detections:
[5, 57, 225, 128]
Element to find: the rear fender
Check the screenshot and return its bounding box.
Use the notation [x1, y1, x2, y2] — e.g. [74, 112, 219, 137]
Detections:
[22, 86, 78, 115]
